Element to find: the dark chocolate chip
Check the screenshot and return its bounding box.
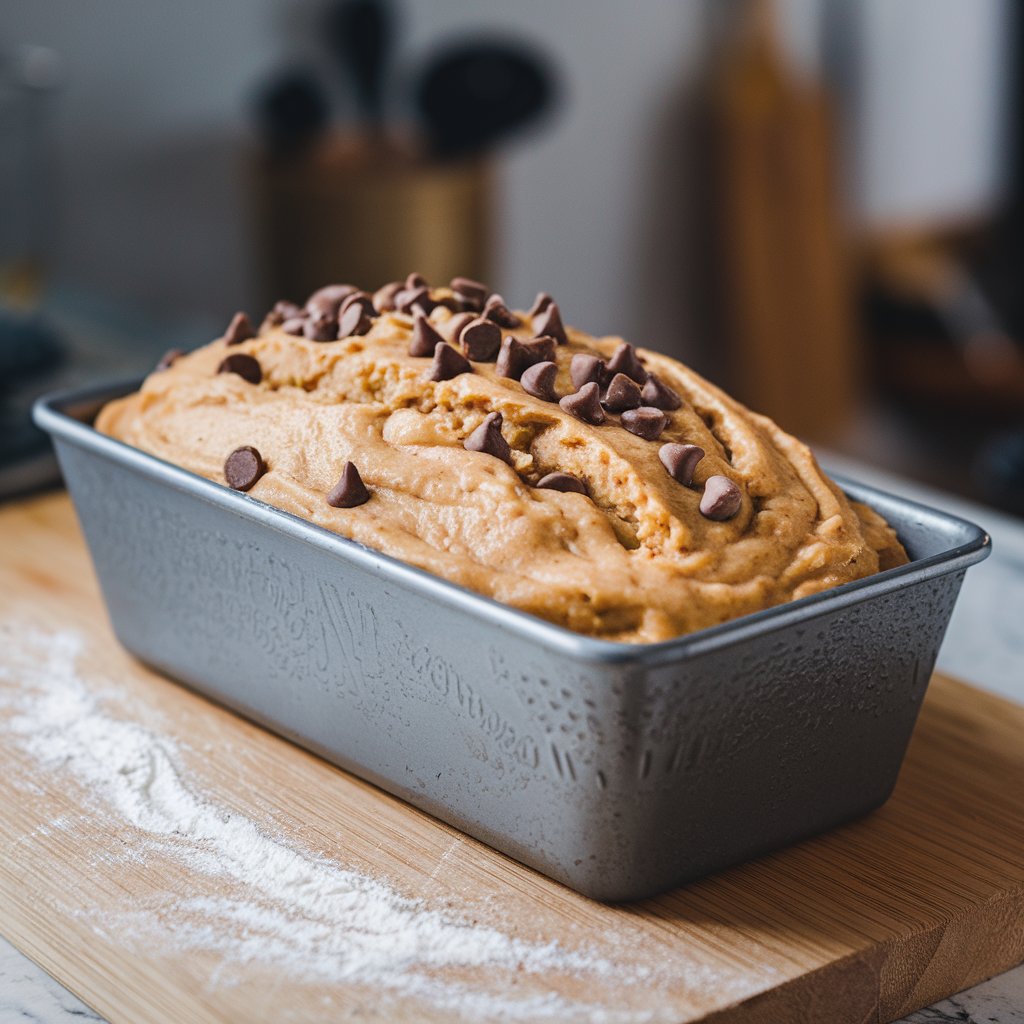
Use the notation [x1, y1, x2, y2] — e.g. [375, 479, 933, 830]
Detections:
[536, 471, 586, 495]
[274, 299, 303, 319]
[640, 372, 682, 410]
[282, 317, 307, 336]
[495, 337, 530, 380]
[304, 312, 338, 341]
[327, 461, 371, 508]
[570, 352, 605, 390]
[409, 311, 445, 357]
[559, 381, 605, 425]
[522, 336, 556, 364]
[520, 360, 559, 402]
[373, 281, 403, 313]
[533, 302, 567, 345]
[620, 406, 667, 440]
[338, 301, 372, 337]
[406, 271, 428, 290]
[700, 475, 742, 521]
[450, 276, 489, 310]
[459, 317, 501, 361]
[224, 445, 265, 491]
[659, 443, 704, 485]
[224, 311, 255, 346]
[445, 312, 476, 342]
[463, 411, 511, 463]
[217, 353, 262, 384]
[155, 348, 184, 372]
[396, 285, 434, 315]
[529, 291, 554, 318]
[306, 284, 357, 316]
[605, 342, 647, 384]
[261, 310, 284, 330]
[483, 294, 521, 329]
[428, 342, 472, 381]
[339, 290, 375, 316]
[602, 372, 643, 412]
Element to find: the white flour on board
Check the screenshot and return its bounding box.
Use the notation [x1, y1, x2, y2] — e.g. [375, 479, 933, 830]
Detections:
[0, 626, 759, 1021]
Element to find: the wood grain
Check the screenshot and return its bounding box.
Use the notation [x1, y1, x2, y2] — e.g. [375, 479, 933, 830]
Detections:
[1, 493, 1023, 1023]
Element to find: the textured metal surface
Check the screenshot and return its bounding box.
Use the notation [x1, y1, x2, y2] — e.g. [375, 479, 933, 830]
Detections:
[34, 382, 992, 901]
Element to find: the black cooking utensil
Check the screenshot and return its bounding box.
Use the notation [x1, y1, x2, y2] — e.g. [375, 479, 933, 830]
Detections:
[252, 69, 331, 158]
[413, 39, 555, 160]
[324, 0, 394, 130]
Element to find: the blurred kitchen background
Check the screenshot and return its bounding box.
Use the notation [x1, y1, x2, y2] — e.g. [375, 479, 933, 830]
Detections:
[2, 0, 1023, 513]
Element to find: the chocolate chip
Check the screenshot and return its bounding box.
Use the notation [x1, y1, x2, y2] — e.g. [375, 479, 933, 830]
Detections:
[406, 271, 428, 290]
[217, 353, 262, 384]
[428, 342, 472, 381]
[536, 471, 586, 495]
[522, 336, 556, 363]
[261, 310, 284, 330]
[700, 475, 742, 521]
[570, 352, 605, 390]
[282, 317, 307, 336]
[306, 284, 357, 316]
[559, 382, 605, 425]
[533, 302, 567, 345]
[445, 312, 476, 342]
[304, 312, 338, 341]
[274, 299, 303, 319]
[224, 446, 265, 491]
[396, 285, 434, 315]
[602, 372, 643, 412]
[641, 372, 682, 410]
[340, 290, 375, 316]
[338, 300, 373, 337]
[450, 276, 489, 310]
[659, 443, 704, 485]
[459, 317, 501, 361]
[605, 342, 647, 384]
[495, 337, 530, 380]
[529, 291, 553, 318]
[409, 311, 445, 357]
[483, 294, 521, 329]
[463, 411, 511, 463]
[224, 311, 254, 346]
[520, 360, 559, 402]
[620, 406, 667, 440]
[373, 281, 402, 313]
[327, 462, 371, 508]
[155, 348, 184, 372]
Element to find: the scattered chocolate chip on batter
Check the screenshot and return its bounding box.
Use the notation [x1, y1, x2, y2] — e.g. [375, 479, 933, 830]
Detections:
[605, 343, 646, 385]
[445, 312, 475, 342]
[570, 352, 605, 390]
[602, 372, 643, 413]
[282, 317, 307, 336]
[224, 445, 265, 491]
[640, 373, 682, 411]
[155, 348, 184, 372]
[450, 276, 489, 310]
[306, 284, 357, 317]
[304, 312, 338, 342]
[483, 294, 521, 329]
[224, 311, 254, 346]
[429, 342, 472, 381]
[217, 353, 262, 385]
[529, 291, 553, 318]
[522, 336, 556, 363]
[621, 406, 667, 440]
[559, 381, 605, 425]
[409, 312, 445, 357]
[536, 471, 587, 495]
[533, 302, 567, 345]
[463, 411, 511, 463]
[373, 281, 402, 313]
[327, 461, 371, 508]
[459, 317, 501, 361]
[699, 475, 742, 521]
[406, 272, 427, 290]
[520, 360, 559, 402]
[659, 442, 704, 485]
[338, 298, 373, 338]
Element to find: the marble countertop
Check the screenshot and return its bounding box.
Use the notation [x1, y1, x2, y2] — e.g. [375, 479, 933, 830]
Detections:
[2, 457, 1022, 1024]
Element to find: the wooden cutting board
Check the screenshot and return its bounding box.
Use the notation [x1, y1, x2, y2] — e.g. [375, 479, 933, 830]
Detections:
[1, 493, 1023, 1024]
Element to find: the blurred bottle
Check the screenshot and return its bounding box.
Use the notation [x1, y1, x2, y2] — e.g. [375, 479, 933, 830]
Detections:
[0, 45, 62, 312]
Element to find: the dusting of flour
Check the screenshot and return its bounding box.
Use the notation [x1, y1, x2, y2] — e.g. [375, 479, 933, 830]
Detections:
[0, 627, 730, 1022]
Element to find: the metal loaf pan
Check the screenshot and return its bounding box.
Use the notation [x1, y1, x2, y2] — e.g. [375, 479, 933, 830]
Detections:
[34, 381, 991, 902]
